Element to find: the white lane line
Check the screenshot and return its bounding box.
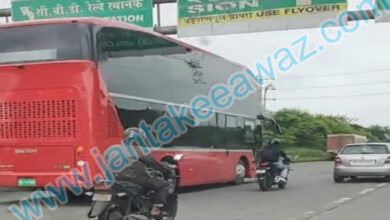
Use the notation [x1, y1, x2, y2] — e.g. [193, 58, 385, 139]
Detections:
[377, 183, 388, 188]
[359, 188, 375, 195]
[304, 211, 315, 215]
[333, 197, 351, 204]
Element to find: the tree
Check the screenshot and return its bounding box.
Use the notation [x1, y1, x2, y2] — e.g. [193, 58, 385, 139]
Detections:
[367, 125, 390, 142]
[273, 108, 388, 150]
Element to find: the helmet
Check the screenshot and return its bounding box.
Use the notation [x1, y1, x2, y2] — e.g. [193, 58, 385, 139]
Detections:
[271, 138, 281, 146]
[122, 127, 146, 141]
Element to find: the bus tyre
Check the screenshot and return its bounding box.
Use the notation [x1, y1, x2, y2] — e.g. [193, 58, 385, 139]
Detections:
[234, 160, 246, 185]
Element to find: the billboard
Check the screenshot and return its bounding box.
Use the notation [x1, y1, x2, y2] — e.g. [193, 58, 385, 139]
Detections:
[178, 0, 348, 37]
[11, 0, 153, 27]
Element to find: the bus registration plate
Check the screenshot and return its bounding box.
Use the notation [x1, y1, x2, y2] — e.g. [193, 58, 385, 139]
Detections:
[18, 178, 36, 187]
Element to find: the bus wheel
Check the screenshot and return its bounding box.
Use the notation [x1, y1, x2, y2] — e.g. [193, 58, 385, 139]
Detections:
[234, 160, 246, 185]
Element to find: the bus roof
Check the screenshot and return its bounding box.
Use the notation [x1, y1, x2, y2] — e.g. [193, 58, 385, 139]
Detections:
[0, 18, 246, 70]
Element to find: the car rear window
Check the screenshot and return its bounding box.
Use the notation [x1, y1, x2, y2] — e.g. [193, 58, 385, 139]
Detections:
[341, 145, 389, 154]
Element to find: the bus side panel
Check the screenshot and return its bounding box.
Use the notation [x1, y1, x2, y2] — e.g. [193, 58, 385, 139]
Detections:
[152, 150, 219, 187]
[152, 150, 256, 187]
[206, 150, 256, 183]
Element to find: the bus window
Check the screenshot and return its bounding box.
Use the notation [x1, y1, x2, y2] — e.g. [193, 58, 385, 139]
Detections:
[237, 117, 245, 128]
[95, 26, 191, 104]
[196, 113, 217, 127]
[113, 97, 161, 127]
[193, 113, 216, 127]
[217, 113, 226, 128]
[244, 120, 255, 142]
[207, 114, 217, 127]
[0, 24, 93, 64]
[96, 26, 181, 59]
[226, 115, 236, 128]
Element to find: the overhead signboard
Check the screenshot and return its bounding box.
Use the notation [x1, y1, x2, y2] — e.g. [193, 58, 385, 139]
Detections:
[178, 0, 348, 37]
[11, 0, 153, 27]
[376, 0, 390, 22]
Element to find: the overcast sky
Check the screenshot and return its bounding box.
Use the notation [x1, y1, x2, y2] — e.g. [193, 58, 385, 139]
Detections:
[1, 0, 390, 127]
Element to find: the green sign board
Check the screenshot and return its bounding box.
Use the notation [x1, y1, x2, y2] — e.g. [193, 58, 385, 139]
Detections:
[377, 0, 390, 10]
[178, 0, 347, 37]
[11, 0, 153, 27]
[376, 0, 390, 23]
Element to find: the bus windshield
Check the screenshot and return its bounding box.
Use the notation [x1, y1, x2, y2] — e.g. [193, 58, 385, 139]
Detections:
[0, 23, 93, 64]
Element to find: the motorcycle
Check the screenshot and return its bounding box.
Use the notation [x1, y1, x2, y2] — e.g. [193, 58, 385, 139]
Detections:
[87, 164, 178, 220]
[256, 160, 292, 191]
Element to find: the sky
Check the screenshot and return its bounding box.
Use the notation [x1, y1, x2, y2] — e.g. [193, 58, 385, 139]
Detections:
[1, 0, 390, 127]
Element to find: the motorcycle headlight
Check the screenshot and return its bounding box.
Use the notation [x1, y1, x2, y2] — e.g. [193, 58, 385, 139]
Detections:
[173, 154, 183, 161]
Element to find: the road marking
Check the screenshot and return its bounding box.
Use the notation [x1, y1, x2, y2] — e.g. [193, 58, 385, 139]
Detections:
[377, 183, 387, 187]
[304, 211, 315, 215]
[290, 178, 390, 220]
[333, 197, 351, 204]
[359, 188, 374, 195]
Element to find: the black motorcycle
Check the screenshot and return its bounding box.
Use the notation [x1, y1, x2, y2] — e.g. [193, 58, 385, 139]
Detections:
[256, 160, 292, 191]
[88, 165, 178, 220]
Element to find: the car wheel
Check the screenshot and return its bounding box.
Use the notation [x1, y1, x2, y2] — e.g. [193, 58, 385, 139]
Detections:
[334, 174, 344, 183]
[234, 160, 246, 185]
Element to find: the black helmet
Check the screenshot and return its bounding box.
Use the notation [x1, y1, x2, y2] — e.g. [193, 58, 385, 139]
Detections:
[271, 138, 281, 146]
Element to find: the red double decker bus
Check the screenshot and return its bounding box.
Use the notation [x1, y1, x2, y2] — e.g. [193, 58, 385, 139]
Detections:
[0, 18, 262, 188]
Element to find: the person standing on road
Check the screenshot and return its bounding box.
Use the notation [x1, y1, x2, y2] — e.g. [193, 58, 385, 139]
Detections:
[259, 139, 291, 182]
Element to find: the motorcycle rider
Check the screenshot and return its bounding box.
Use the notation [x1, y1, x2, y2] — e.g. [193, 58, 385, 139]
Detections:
[116, 128, 172, 217]
[259, 139, 291, 182]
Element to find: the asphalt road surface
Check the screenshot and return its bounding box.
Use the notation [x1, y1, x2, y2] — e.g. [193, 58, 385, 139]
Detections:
[0, 161, 389, 220]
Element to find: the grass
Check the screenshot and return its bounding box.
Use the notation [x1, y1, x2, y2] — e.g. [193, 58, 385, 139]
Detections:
[284, 147, 333, 162]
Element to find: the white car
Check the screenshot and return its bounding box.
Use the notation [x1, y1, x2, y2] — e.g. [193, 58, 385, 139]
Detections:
[333, 143, 390, 183]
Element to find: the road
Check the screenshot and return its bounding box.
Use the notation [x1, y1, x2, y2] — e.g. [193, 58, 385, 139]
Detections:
[0, 161, 389, 220]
